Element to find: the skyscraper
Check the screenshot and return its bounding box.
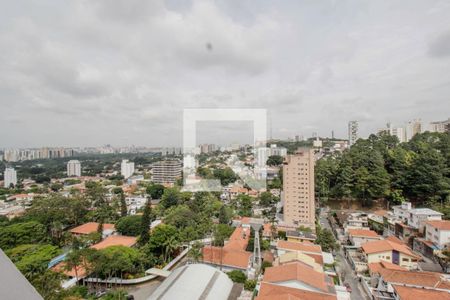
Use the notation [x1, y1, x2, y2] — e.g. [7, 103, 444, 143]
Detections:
[283, 148, 315, 229]
[67, 160, 81, 177]
[121, 160, 135, 179]
[348, 121, 359, 146]
[4, 167, 17, 188]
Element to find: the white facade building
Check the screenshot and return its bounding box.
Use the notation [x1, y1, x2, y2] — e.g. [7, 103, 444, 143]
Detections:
[393, 202, 443, 232]
[405, 119, 422, 141]
[121, 159, 135, 179]
[425, 220, 450, 248]
[348, 121, 359, 146]
[67, 160, 81, 177]
[4, 168, 17, 188]
[429, 118, 449, 133]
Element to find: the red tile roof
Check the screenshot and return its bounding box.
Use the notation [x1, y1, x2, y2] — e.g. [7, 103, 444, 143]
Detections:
[256, 282, 337, 300]
[348, 229, 380, 238]
[385, 236, 404, 245]
[91, 235, 137, 250]
[378, 269, 450, 289]
[277, 240, 322, 254]
[202, 246, 251, 269]
[368, 261, 407, 274]
[426, 220, 450, 231]
[69, 222, 115, 235]
[263, 262, 333, 293]
[224, 227, 250, 251]
[361, 240, 420, 259]
[393, 284, 450, 300]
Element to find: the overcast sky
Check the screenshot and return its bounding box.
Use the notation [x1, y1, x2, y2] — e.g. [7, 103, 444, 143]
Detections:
[1, 0, 450, 148]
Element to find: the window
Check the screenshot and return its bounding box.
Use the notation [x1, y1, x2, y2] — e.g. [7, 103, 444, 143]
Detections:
[402, 258, 409, 262]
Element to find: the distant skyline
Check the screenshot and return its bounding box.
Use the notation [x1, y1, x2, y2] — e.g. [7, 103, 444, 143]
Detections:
[1, 0, 450, 148]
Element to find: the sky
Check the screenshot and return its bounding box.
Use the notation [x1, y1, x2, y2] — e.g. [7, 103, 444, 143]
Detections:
[1, 0, 450, 148]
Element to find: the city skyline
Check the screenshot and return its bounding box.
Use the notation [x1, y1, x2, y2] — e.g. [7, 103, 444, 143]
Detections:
[1, 1, 450, 148]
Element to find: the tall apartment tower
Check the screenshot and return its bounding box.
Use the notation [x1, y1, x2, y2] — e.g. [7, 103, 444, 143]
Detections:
[348, 121, 359, 146]
[67, 160, 81, 177]
[4, 167, 17, 188]
[283, 148, 315, 229]
[121, 160, 135, 179]
[152, 160, 182, 185]
[405, 119, 422, 141]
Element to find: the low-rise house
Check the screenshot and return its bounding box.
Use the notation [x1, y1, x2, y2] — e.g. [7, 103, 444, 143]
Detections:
[366, 260, 450, 300]
[425, 220, 450, 248]
[392, 284, 450, 300]
[276, 240, 324, 265]
[408, 208, 443, 232]
[286, 230, 317, 243]
[347, 229, 382, 247]
[392, 202, 443, 233]
[256, 282, 337, 300]
[361, 240, 420, 270]
[255, 262, 338, 300]
[202, 226, 253, 273]
[69, 222, 116, 238]
[90, 235, 137, 250]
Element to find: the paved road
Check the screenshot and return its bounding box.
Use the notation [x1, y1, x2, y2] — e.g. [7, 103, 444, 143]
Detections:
[319, 208, 369, 300]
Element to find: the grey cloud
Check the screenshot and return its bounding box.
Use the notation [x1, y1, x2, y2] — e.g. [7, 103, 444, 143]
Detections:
[0, 0, 450, 147]
[429, 30, 450, 58]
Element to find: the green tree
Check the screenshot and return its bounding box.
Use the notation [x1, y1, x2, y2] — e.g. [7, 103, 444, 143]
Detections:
[116, 215, 142, 236]
[139, 199, 153, 245]
[227, 270, 246, 283]
[187, 241, 203, 262]
[160, 187, 181, 209]
[218, 205, 231, 224]
[244, 279, 257, 291]
[147, 224, 179, 262]
[213, 224, 234, 246]
[147, 184, 165, 199]
[119, 192, 127, 217]
[0, 221, 47, 250]
[315, 228, 337, 252]
[267, 155, 283, 166]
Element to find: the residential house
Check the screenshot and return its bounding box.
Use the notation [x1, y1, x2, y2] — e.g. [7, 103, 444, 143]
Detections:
[202, 226, 252, 274]
[69, 222, 116, 238]
[347, 229, 382, 247]
[276, 240, 324, 265]
[361, 240, 420, 270]
[255, 262, 338, 300]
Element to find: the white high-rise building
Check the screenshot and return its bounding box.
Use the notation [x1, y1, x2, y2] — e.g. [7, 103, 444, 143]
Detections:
[121, 160, 135, 179]
[405, 119, 422, 141]
[429, 118, 449, 133]
[348, 121, 359, 146]
[4, 167, 17, 188]
[67, 160, 81, 177]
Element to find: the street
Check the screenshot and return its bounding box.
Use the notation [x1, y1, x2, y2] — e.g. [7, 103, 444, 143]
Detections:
[319, 208, 369, 300]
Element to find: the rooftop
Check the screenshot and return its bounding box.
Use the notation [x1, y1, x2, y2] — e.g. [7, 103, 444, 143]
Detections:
[148, 264, 233, 300]
[393, 284, 450, 300]
[361, 240, 420, 259]
[263, 262, 334, 293]
[378, 268, 450, 289]
[426, 220, 450, 230]
[69, 222, 115, 235]
[91, 235, 137, 250]
[202, 246, 251, 269]
[409, 208, 443, 216]
[347, 229, 380, 238]
[255, 282, 337, 300]
[277, 240, 322, 254]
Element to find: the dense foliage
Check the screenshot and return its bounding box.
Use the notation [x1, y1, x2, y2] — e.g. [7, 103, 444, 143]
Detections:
[315, 132, 450, 207]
